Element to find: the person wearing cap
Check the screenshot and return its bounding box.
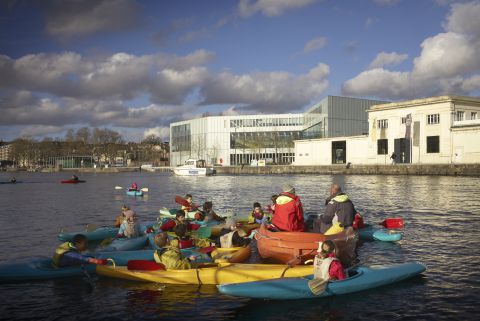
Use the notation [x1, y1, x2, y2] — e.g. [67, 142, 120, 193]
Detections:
[195, 201, 225, 222]
[314, 184, 356, 234]
[216, 218, 251, 248]
[153, 233, 196, 270]
[270, 184, 305, 232]
[114, 205, 129, 228]
[53, 234, 107, 268]
[117, 209, 144, 238]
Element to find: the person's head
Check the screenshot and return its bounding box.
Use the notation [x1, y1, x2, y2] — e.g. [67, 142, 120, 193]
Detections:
[154, 232, 169, 248]
[271, 195, 278, 202]
[123, 209, 137, 222]
[185, 194, 193, 203]
[176, 210, 186, 223]
[282, 184, 295, 195]
[72, 234, 88, 251]
[174, 223, 188, 239]
[203, 201, 213, 212]
[321, 240, 336, 256]
[225, 218, 237, 231]
[253, 202, 262, 213]
[121, 204, 129, 212]
[329, 184, 341, 197]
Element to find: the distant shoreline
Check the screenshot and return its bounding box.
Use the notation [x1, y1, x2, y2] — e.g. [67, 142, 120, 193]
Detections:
[3, 164, 479, 177]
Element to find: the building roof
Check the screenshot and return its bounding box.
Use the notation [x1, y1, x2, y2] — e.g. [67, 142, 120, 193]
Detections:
[368, 95, 480, 112]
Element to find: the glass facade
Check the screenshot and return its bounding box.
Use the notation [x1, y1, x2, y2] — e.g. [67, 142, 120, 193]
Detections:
[171, 124, 191, 152]
[230, 117, 304, 128]
[230, 131, 301, 149]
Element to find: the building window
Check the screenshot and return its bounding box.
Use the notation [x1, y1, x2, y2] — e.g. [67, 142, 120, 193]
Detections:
[471, 112, 477, 120]
[377, 139, 388, 155]
[377, 119, 388, 129]
[427, 114, 440, 125]
[401, 117, 407, 124]
[456, 111, 464, 121]
[426, 136, 440, 153]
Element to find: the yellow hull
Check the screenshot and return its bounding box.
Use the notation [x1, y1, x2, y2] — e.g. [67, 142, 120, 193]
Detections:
[96, 262, 313, 285]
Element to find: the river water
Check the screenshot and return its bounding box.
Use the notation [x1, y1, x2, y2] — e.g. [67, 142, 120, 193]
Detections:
[0, 172, 479, 320]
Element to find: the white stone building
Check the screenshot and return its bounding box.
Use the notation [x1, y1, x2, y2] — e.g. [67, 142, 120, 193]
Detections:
[295, 96, 480, 165]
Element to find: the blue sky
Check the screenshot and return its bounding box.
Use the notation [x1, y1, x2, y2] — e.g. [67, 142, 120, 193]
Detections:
[1, 0, 479, 141]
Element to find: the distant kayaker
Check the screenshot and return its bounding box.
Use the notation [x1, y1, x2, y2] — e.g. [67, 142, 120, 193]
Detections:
[216, 218, 251, 248]
[117, 209, 145, 238]
[153, 233, 196, 270]
[266, 195, 278, 215]
[114, 205, 129, 228]
[270, 184, 304, 232]
[195, 201, 225, 222]
[160, 210, 200, 232]
[314, 184, 356, 234]
[71, 175, 79, 181]
[10, 177, 16, 183]
[313, 240, 345, 281]
[53, 234, 107, 268]
[130, 182, 138, 191]
[248, 202, 270, 224]
[182, 194, 199, 213]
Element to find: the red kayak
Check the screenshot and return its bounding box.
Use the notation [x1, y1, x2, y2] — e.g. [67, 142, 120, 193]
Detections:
[60, 180, 86, 184]
[381, 218, 404, 229]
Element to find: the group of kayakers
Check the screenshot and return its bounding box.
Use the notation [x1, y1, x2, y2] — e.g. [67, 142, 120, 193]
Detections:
[53, 182, 360, 283]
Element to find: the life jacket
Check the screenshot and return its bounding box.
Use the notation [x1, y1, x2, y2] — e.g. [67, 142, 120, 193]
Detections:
[271, 192, 304, 232]
[153, 246, 191, 270]
[220, 231, 235, 248]
[248, 210, 266, 224]
[313, 255, 339, 280]
[179, 238, 195, 249]
[324, 222, 344, 235]
[353, 213, 365, 229]
[52, 242, 78, 268]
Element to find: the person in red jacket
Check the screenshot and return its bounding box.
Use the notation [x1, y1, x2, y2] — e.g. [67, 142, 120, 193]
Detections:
[271, 184, 304, 232]
[160, 210, 200, 232]
[314, 240, 345, 281]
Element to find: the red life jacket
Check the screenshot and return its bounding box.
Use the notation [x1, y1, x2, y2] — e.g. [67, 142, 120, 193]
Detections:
[353, 213, 365, 229]
[271, 192, 304, 232]
[179, 238, 195, 249]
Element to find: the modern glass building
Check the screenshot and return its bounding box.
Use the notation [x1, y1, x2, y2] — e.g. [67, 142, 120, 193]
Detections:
[170, 96, 388, 166]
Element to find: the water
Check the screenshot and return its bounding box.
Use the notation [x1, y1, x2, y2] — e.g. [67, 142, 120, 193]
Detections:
[0, 172, 479, 320]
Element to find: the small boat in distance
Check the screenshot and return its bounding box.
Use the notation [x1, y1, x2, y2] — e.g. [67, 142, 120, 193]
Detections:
[173, 159, 214, 176]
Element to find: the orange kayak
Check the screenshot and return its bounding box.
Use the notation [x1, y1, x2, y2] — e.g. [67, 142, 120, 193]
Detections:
[255, 224, 358, 266]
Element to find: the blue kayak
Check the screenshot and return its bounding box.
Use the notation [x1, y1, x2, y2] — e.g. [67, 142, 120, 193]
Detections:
[218, 262, 426, 300]
[0, 257, 96, 282]
[95, 249, 212, 265]
[358, 225, 402, 242]
[97, 235, 148, 252]
[126, 190, 143, 196]
[58, 227, 118, 242]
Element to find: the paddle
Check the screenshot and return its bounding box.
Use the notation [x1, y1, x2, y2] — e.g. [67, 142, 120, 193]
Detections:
[381, 217, 404, 229]
[81, 264, 96, 290]
[115, 186, 149, 192]
[127, 260, 166, 271]
[175, 195, 199, 210]
[308, 278, 328, 295]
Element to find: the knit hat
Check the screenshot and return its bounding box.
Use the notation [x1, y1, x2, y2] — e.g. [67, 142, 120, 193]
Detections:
[123, 209, 136, 219]
[282, 184, 295, 194]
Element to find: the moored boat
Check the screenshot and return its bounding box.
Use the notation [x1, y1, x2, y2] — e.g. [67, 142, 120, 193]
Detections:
[217, 262, 426, 300]
[173, 159, 214, 176]
[255, 224, 358, 266]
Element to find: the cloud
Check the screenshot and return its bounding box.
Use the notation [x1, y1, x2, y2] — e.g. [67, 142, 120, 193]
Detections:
[342, 1, 480, 100]
[368, 51, 408, 69]
[151, 18, 193, 47]
[201, 63, 330, 112]
[238, 0, 317, 17]
[344, 41, 358, 53]
[303, 37, 327, 53]
[365, 17, 379, 29]
[221, 106, 241, 116]
[144, 126, 170, 140]
[19, 125, 66, 138]
[372, 0, 400, 6]
[44, 0, 142, 41]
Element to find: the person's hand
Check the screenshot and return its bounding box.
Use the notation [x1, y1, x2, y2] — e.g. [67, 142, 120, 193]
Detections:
[145, 227, 155, 234]
[189, 255, 197, 261]
[88, 258, 108, 265]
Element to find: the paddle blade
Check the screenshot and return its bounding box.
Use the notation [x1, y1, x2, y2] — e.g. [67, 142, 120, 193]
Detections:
[115, 186, 123, 190]
[175, 195, 190, 207]
[382, 218, 404, 229]
[140, 187, 149, 192]
[127, 260, 166, 271]
[197, 246, 217, 254]
[308, 278, 328, 295]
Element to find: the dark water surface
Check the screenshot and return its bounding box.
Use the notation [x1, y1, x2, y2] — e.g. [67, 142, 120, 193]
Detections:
[0, 172, 479, 320]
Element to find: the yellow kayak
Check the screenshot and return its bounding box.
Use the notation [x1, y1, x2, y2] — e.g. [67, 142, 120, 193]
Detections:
[96, 262, 313, 285]
[211, 246, 251, 263]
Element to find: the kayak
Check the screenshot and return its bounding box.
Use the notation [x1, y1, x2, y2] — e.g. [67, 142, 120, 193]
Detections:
[159, 208, 200, 219]
[96, 260, 313, 285]
[0, 181, 22, 184]
[0, 257, 96, 282]
[95, 249, 213, 265]
[60, 180, 86, 184]
[217, 262, 426, 300]
[255, 224, 358, 266]
[126, 190, 143, 196]
[358, 225, 402, 242]
[58, 226, 118, 242]
[210, 246, 251, 263]
[97, 235, 148, 252]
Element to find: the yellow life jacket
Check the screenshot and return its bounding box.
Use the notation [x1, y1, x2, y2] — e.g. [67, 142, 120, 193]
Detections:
[153, 246, 191, 270]
[324, 222, 344, 235]
[52, 242, 77, 268]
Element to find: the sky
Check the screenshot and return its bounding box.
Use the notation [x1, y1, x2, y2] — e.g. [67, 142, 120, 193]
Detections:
[1, 0, 480, 142]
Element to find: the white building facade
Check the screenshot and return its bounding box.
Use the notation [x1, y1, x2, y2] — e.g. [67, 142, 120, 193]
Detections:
[295, 96, 480, 165]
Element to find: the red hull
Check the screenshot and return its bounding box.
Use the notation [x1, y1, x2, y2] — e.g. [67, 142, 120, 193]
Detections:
[60, 180, 86, 184]
[255, 224, 358, 266]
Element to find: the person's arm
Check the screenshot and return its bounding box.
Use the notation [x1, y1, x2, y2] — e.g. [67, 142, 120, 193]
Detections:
[189, 222, 201, 231]
[117, 223, 126, 237]
[329, 260, 346, 280]
[320, 204, 336, 224]
[60, 251, 91, 266]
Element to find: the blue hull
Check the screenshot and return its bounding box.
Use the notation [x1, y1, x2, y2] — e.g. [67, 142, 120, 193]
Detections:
[126, 190, 143, 196]
[58, 227, 118, 242]
[98, 235, 148, 252]
[218, 262, 426, 300]
[0, 257, 96, 282]
[358, 225, 402, 242]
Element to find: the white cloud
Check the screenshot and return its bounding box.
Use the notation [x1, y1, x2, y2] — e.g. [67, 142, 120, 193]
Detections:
[342, 2, 480, 100]
[221, 106, 241, 116]
[238, 0, 317, 17]
[368, 51, 408, 69]
[304, 37, 327, 53]
[45, 0, 142, 40]
[144, 127, 170, 140]
[365, 17, 379, 29]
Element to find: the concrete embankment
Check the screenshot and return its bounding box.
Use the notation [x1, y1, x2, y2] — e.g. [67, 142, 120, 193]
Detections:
[39, 167, 173, 173]
[214, 164, 480, 176]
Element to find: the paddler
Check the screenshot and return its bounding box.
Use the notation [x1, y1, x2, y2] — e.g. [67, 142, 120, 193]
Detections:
[215, 218, 251, 248]
[129, 182, 138, 191]
[53, 234, 107, 268]
[160, 210, 200, 232]
[153, 233, 196, 270]
[313, 240, 345, 281]
[195, 201, 225, 222]
[248, 202, 270, 224]
[117, 209, 148, 238]
[270, 184, 304, 232]
[114, 205, 129, 228]
[314, 184, 356, 234]
[71, 174, 79, 181]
